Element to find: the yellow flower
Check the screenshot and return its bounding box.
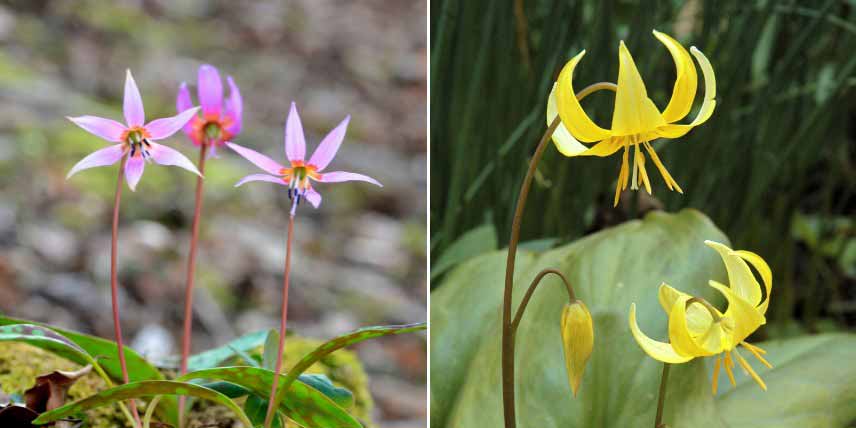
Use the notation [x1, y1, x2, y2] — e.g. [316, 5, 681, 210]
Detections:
[561, 300, 594, 397]
[628, 240, 773, 393]
[547, 30, 716, 206]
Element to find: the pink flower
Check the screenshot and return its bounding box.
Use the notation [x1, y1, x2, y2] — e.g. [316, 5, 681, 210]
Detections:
[176, 64, 242, 156]
[227, 102, 381, 213]
[67, 70, 202, 191]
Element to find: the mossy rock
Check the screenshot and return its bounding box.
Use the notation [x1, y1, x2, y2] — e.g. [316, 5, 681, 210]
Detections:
[0, 334, 374, 428]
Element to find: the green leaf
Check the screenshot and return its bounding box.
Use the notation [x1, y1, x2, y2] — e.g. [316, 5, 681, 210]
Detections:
[32, 380, 253, 428]
[299, 374, 354, 409]
[178, 330, 269, 371]
[178, 366, 361, 428]
[244, 394, 283, 428]
[262, 329, 280, 371]
[432, 224, 497, 279]
[0, 323, 93, 367]
[273, 322, 426, 412]
[0, 316, 176, 425]
[716, 333, 856, 428]
[198, 381, 250, 399]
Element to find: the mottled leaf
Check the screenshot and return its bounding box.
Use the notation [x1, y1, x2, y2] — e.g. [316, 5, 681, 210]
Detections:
[262, 329, 279, 371]
[32, 380, 251, 428]
[244, 394, 283, 428]
[177, 366, 361, 428]
[159, 330, 268, 371]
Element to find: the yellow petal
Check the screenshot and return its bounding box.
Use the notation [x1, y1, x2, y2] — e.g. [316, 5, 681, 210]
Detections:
[555, 51, 612, 143]
[734, 250, 773, 315]
[580, 137, 625, 157]
[656, 46, 717, 138]
[653, 30, 698, 123]
[547, 82, 591, 156]
[705, 241, 763, 307]
[561, 301, 594, 397]
[628, 303, 693, 363]
[668, 295, 714, 357]
[657, 283, 687, 314]
[611, 41, 666, 136]
[708, 281, 765, 346]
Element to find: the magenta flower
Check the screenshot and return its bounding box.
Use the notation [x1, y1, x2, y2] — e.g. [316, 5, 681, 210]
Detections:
[67, 70, 202, 191]
[227, 102, 381, 213]
[176, 64, 242, 156]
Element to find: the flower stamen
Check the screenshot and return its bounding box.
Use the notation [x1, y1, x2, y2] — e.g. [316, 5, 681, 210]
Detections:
[711, 355, 721, 394]
[733, 348, 767, 391]
[741, 342, 772, 369]
[724, 352, 737, 387]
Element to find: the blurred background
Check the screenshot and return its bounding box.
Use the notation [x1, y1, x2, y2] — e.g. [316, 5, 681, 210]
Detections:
[431, 0, 854, 335]
[0, 1, 426, 426]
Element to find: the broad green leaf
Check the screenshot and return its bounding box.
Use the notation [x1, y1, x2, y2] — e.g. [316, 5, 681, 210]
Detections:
[716, 333, 856, 428]
[273, 322, 426, 411]
[432, 224, 497, 279]
[199, 381, 250, 399]
[199, 375, 354, 408]
[263, 329, 280, 371]
[32, 380, 252, 428]
[0, 323, 93, 367]
[244, 394, 283, 428]
[178, 366, 361, 428]
[431, 210, 733, 428]
[0, 316, 176, 425]
[167, 329, 269, 371]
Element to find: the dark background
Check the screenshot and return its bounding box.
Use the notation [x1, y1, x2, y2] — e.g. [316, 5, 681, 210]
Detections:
[430, 0, 854, 336]
[0, 1, 426, 426]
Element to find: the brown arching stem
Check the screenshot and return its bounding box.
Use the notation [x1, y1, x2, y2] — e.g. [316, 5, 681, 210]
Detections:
[510, 268, 576, 332]
[111, 155, 142, 427]
[263, 211, 296, 428]
[178, 142, 208, 427]
[501, 81, 617, 428]
[654, 363, 671, 428]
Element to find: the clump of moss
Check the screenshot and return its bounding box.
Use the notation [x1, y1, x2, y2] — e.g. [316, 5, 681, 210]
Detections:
[0, 343, 132, 428]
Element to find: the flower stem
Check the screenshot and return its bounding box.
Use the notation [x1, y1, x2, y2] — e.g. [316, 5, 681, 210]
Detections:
[111, 155, 141, 428]
[510, 268, 576, 332]
[178, 143, 208, 428]
[264, 210, 296, 428]
[501, 81, 616, 428]
[654, 363, 671, 428]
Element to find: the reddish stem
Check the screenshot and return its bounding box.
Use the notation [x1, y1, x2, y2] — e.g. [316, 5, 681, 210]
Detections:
[263, 212, 295, 428]
[178, 143, 208, 427]
[111, 155, 141, 427]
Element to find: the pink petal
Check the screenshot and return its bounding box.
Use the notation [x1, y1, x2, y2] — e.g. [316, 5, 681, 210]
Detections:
[176, 82, 196, 135]
[66, 144, 126, 178]
[234, 173, 286, 187]
[123, 69, 145, 127]
[304, 188, 322, 208]
[145, 107, 201, 140]
[124, 155, 145, 191]
[148, 142, 202, 176]
[224, 76, 242, 135]
[226, 142, 285, 175]
[67, 116, 127, 142]
[317, 171, 382, 187]
[197, 64, 223, 118]
[284, 102, 306, 162]
[308, 116, 349, 171]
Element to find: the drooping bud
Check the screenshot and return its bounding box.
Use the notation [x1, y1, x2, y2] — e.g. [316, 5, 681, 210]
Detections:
[560, 300, 594, 397]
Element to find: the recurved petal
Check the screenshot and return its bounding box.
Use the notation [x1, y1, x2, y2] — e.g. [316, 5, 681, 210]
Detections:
[284, 102, 306, 162]
[668, 295, 717, 357]
[304, 188, 322, 208]
[653, 30, 698, 123]
[67, 116, 127, 142]
[176, 83, 196, 135]
[124, 155, 145, 191]
[734, 250, 773, 315]
[308, 115, 349, 171]
[658, 282, 687, 314]
[708, 281, 765, 347]
[145, 107, 201, 140]
[547, 83, 590, 156]
[66, 144, 126, 178]
[234, 173, 286, 187]
[224, 76, 243, 135]
[555, 51, 612, 143]
[123, 69, 145, 127]
[148, 142, 201, 176]
[317, 171, 382, 187]
[198, 64, 223, 118]
[629, 303, 693, 363]
[576, 137, 625, 157]
[705, 240, 762, 307]
[611, 41, 666, 135]
[226, 142, 285, 175]
[656, 46, 717, 137]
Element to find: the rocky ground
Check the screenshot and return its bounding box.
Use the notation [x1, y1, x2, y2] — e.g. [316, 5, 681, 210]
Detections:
[0, 1, 427, 427]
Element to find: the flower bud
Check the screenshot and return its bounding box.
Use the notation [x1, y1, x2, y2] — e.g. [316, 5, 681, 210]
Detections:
[561, 300, 594, 397]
